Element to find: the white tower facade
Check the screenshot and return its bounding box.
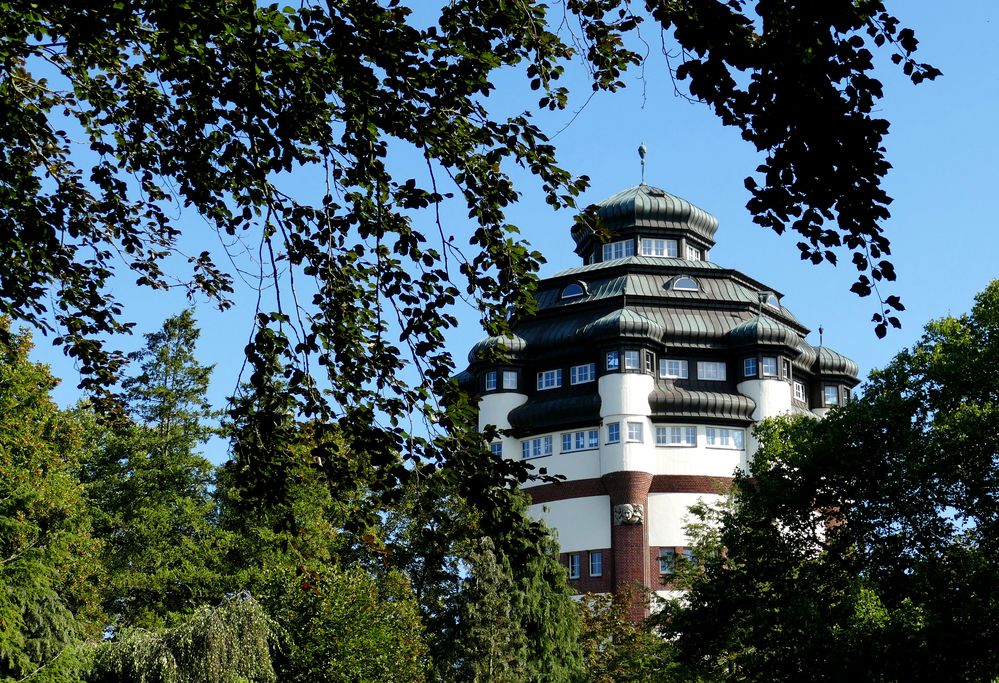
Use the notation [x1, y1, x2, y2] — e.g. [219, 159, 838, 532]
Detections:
[459, 184, 860, 619]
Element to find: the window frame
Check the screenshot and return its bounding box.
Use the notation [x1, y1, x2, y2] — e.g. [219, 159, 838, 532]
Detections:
[485, 370, 497, 391]
[659, 548, 676, 575]
[623, 349, 641, 370]
[761, 356, 778, 377]
[606, 422, 621, 444]
[521, 435, 553, 459]
[626, 421, 644, 443]
[606, 350, 620, 371]
[685, 244, 702, 260]
[697, 360, 727, 381]
[561, 283, 585, 299]
[568, 553, 581, 579]
[640, 237, 678, 258]
[656, 425, 697, 447]
[659, 358, 689, 379]
[706, 427, 745, 450]
[570, 362, 596, 385]
[502, 370, 518, 390]
[824, 384, 840, 407]
[589, 551, 603, 577]
[602, 239, 635, 261]
[743, 357, 758, 378]
[672, 276, 699, 291]
[793, 381, 805, 402]
[490, 442, 503, 457]
[536, 368, 562, 391]
[561, 429, 600, 453]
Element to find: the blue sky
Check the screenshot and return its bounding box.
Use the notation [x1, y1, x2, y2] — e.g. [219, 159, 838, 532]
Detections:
[30, 2, 999, 459]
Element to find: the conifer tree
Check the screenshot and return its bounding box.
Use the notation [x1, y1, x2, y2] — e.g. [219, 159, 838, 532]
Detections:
[89, 310, 227, 630]
[0, 322, 104, 681]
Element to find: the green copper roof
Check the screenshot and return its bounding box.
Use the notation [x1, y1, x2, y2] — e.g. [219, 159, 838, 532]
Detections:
[509, 394, 602, 432]
[813, 346, 860, 379]
[649, 385, 756, 423]
[468, 333, 528, 363]
[580, 309, 666, 343]
[728, 316, 803, 351]
[585, 184, 719, 243]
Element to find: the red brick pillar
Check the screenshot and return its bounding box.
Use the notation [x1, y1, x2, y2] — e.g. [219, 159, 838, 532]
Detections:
[601, 471, 653, 621]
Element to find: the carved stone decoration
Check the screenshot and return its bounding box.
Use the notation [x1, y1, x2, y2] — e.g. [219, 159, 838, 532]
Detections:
[614, 503, 644, 526]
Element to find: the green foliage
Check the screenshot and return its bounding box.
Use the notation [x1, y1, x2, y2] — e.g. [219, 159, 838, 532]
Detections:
[270, 568, 427, 683]
[0, 4, 937, 561]
[576, 588, 686, 683]
[666, 280, 999, 682]
[0, 322, 103, 682]
[84, 311, 227, 630]
[90, 593, 279, 683]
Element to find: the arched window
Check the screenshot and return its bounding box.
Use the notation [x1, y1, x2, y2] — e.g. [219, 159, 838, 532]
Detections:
[561, 282, 586, 299]
[672, 276, 699, 291]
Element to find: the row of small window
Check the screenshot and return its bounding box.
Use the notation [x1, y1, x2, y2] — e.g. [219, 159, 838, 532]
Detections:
[602, 238, 704, 262]
[742, 356, 791, 379]
[567, 550, 603, 579]
[531, 355, 728, 390]
[484, 370, 519, 391]
[519, 425, 744, 458]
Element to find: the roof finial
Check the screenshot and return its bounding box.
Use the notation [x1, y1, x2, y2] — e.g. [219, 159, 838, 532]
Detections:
[638, 142, 647, 185]
[818, 325, 825, 347]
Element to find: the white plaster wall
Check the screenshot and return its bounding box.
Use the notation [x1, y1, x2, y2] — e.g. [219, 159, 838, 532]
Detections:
[598, 373, 654, 417]
[737, 378, 793, 422]
[529, 495, 611, 552]
[647, 492, 725, 547]
[656, 444, 743, 477]
[598, 373, 656, 474]
[478, 392, 527, 432]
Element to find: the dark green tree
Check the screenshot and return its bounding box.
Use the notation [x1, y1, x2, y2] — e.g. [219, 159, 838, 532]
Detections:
[665, 280, 999, 682]
[0, 322, 104, 681]
[86, 310, 226, 630]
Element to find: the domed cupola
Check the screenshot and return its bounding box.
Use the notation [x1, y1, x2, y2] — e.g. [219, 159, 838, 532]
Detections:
[580, 308, 665, 344]
[467, 333, 528, 364]
[571, 184, 719, 263]
[728, 315, 802, 354]
[813, 346, 860, 381]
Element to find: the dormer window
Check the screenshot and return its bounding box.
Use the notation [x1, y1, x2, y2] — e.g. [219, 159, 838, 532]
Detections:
[761, 292, 781, 309]
[672, 276, 699, 292]
[560, 282, 586, 299]
[686, 245, 702, 260]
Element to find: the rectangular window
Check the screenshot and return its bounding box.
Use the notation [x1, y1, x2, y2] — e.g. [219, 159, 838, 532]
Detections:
[743, 357, 758, 377]
[568, 553, 581, 579]
[490, 442, 502, 457]
[824, 385, 840, 406]
[640, 238, 678, 258]
[659, 548, 676, 575]
[502, 370, 518, 390]
[606, 422, 620, 444]
[683, 548, 697, 566]
[624, 350, 641, 370]
[697, 361, 727, 381]
[522, 436, 553, 459]
[659, 358, 689, 379]
[606, 351, 620, 371]
[794, 381, 805, 402]
[602, 239, 635, 261]
[782, 358, 792, 379]
[589, 551, 603, 577]
[645, 351, 655, 373]
[561, 429, 600, 453]
[761, 356, 778, 377]
[537, 369, 562, 390]
[706, 428, 745, 450]
[686, 245, 702, 260]
[841, 387, 851, 405]
[627, 422, 644, 443]
[485, 371, 497, 391]
[656, 426, 697, 446]
[570, 363, 596, 385]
